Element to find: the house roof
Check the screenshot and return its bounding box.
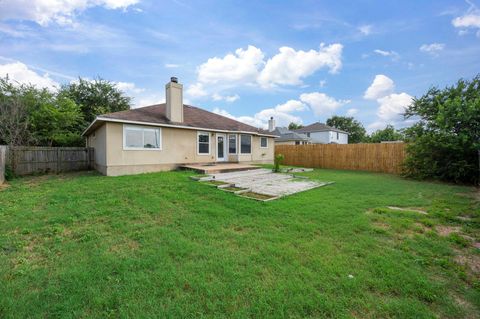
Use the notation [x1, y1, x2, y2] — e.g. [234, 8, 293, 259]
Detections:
[293, 122, 349, 134]
[269, 127, 310, 142]
[82, 103, 277, 137]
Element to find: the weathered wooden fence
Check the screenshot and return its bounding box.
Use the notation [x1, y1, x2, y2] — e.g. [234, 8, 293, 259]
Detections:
[0, 146, 6, 184]
[275, 143, 406, 174]
[4, 146, 94, 176]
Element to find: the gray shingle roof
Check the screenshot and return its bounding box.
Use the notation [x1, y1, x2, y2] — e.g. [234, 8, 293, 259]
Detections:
[293, 122, 349, 134]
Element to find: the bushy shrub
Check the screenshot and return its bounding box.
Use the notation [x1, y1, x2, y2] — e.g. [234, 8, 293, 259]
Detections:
[403, 75, 480, 185]
[273, 154, 284, 173]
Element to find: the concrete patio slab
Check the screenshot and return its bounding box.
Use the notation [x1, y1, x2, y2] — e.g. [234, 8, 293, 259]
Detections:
[202, 168, 332, 199]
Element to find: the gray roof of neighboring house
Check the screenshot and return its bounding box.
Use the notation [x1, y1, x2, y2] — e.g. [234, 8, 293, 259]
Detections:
[271, 127, 310, 142]
[293, 122, 349, 134]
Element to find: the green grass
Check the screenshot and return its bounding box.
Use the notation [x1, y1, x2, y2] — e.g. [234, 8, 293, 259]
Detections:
[0, 169, 479, 318]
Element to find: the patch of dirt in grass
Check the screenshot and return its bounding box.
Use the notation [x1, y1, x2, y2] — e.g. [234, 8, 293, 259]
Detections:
[452, 294, 478, 319]
[454, 251, 480, 275]
[239, 192, 277, 201]
[372, 221, 390, 230]
[436, 225, 462, 237]
[387, 206, 428, 215]
[109, 238, 140, 254]
[0, 183, 9, 191]
[222, 186, 247, 192]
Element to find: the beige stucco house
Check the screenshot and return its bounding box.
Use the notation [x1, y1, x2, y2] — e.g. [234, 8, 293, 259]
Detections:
[82, 77, 276, 176]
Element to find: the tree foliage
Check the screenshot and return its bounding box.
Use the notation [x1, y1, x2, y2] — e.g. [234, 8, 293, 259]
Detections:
[0, 76, 132, 147]
[403, 75, 480, 184]
[61, 78, 131, 125]
[326, 116, 367, 143]
[288, 122, 304, 130]
[367, 125, 404, 143]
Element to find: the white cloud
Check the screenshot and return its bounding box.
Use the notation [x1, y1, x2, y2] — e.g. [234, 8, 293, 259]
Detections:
[376, 93, 413, 121]
[452, 13, 480, 28]
[188, 43, 343, 101]
[299, 92, 350, 117]
[419, 43, 445, 56]
[115, 81, 145, 94]
[373, 49, 400, 60]
[257, 43, 343, 88]
[452, 1, 480, 36]
[346, 108, 358, 116]
[364, 75, 413, 131]
[197, 45, 265, 85]
[0, 62, 59, 90]
[0, 0, 140, 25]
[319, 80, 326, 88]
[358, 24, 373, 35]
[274, 99, 307, 113]
[212, 98, 309, 129]
[211, 93, 240, 103]
[364, 74, 395, 100]
[186, 83, 208, 98]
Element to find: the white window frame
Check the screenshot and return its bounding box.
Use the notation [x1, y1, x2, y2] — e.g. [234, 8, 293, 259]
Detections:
[123, 124, 162, 151]
[260, 137, 268, 148]
[197, 131, 211, 155]
[240, 134, 252, 155]
[228, 134, 237, 154]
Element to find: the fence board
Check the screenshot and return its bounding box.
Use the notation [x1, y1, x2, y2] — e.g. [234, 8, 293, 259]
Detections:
[5, 146, 94, 176]
[275, 143, 406, 174]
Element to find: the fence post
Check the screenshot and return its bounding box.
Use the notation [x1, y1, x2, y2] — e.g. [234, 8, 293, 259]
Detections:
[0, 146, 6, 184]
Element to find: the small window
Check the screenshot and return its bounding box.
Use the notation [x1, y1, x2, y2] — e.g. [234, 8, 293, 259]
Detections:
[228, 134, 237, 154]
[198, 132, 210, 154]
[124, 125, 161, 150]
[260, 137, 268, 148]
[240, 134, 251, 154]
[336, 132, 339, 139]
[306, 132, 310, 137]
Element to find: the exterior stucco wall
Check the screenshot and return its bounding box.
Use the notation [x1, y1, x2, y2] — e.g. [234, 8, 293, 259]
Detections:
[87, 122, 274, 176]
[86, 123, 107, 173]
[303, 131, 348, 144]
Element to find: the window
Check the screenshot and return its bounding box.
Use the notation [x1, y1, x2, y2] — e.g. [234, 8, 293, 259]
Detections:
[197, 132, 210, 154]
[124, 125, 161, 150]
[306, 132, 310, 137]
[228, 134, 237, 154]
[260, 137, 268, 148]
[240, 134, 251, 154]
[295, 141, 300, 145]
[336, 132, 339, 139]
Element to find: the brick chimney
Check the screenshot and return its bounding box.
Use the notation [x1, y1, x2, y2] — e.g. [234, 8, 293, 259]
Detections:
[166, 77, 183, 122]
[268, 117, 275, 132]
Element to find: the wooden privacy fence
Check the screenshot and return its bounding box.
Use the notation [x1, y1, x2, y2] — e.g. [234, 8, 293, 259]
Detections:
[275, 143, 406, 174]
[4, 146, 94, 176]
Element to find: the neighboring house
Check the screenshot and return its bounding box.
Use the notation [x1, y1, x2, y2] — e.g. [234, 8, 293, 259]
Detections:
[82, 77, 276, 176]
[293, 122, 348, 144]
[268, 124, 311, 145]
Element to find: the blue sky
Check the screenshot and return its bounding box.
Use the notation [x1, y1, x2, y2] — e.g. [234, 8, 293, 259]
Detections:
[1, 0, 480, 131]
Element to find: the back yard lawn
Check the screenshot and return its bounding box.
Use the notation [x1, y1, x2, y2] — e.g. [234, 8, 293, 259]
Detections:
[0, 169, 479, 318]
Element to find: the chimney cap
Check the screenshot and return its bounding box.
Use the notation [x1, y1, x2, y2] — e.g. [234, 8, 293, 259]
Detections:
[170, 76, 178, 83]
[270, 116, 273, 120]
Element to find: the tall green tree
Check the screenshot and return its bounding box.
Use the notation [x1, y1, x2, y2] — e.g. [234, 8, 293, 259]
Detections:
[403, 75, 480, 184]
[288, 122, 304, 130]
[326, 115, 367, 143]
[61, 77, 131, 125]
[368, 125, 404, 143]
[0, 77, 84, 146]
